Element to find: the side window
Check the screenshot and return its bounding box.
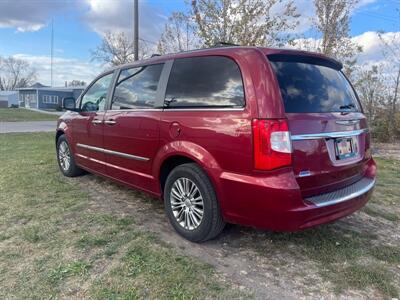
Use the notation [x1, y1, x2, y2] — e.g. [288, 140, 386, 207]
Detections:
[111, 64, 163, 110]
[81, 72, 114, 112]
[165, 56, 244, 108]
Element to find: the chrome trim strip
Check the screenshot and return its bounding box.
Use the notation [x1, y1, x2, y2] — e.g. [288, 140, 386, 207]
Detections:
[291, 128, 368, 141]
[306, 178, 375, 208]
[163, 107, 245, 112]
[76, 143, 149, 162]
[106, 109, 163, 112]
[335, 119, 360, 125]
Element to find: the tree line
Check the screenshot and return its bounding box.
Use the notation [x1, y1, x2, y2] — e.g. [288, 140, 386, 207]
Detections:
[1, 0, 398, 142]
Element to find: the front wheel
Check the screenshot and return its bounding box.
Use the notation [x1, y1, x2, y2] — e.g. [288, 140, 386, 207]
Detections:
[56, 135, 84, 177]
[164, 163, 225, 242]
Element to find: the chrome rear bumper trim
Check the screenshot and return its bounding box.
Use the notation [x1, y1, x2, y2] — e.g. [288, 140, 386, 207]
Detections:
[305, 177, 375, 207]
[291, 128, 369, 141]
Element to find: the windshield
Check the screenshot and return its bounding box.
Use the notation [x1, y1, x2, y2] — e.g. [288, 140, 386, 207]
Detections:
[269, 60, 361, 113]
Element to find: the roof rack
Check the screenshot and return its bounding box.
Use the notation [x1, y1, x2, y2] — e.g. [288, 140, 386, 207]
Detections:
[151, 53, 161, 58]
[213, 42, 240, 47]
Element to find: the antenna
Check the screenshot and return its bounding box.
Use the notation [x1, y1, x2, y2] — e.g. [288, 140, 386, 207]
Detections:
[50, 19, 54, 87]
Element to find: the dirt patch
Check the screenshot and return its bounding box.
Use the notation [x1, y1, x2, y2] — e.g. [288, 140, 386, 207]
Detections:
[372, 143, 400, 160]
[74, 173, 399, 299]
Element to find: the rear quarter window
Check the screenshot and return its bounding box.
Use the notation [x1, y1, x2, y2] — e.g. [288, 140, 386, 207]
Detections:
[165, 56, 245, 108]
[269, 60, 360, 113]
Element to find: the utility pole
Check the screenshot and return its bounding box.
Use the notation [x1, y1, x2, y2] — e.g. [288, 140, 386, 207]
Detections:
[50, 19, 54, 86]
[133, 0, 139, 61]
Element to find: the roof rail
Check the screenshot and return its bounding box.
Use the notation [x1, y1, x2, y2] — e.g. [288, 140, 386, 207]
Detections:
[151, 53, 161, 58]
[213, 42, 240, 47]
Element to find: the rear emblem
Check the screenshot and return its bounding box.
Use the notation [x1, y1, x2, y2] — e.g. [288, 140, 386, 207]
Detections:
[299, 170, 312, 177]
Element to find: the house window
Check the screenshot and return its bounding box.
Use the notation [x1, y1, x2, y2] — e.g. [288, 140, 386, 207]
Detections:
[43, 95, 59, 104]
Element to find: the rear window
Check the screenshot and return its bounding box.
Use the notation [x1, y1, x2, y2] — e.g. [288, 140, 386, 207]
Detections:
[269, 60, 360, 113]
[165, 56, 244, 108]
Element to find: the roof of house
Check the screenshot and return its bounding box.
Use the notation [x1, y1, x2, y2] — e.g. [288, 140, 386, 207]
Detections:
[0, 91, 18, 96]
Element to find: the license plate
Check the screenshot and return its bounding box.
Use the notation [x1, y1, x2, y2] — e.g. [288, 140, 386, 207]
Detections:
[335, 138, 356, 159]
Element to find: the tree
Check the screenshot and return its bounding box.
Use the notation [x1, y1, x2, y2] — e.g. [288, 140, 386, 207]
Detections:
[157, 12, 200, 54]
[0, 56, 37, 91]
[68, 80, 86, 87]
[187, 0, 299, 47]
[91, 31, 150, 66]
[378, 31, 400, 142]
[312, 0, 362, 76]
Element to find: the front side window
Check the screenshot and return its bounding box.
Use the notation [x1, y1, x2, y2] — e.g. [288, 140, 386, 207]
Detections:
[165, 56, 245, 108]
[111, 64, 163, 110]
[81, 72, 114, 112]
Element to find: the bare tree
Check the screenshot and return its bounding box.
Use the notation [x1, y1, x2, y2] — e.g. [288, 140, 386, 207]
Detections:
[313, 0, 362, 76]
[190, 0, 300, 47]
[91, 31, 150, 66]
[378, 31, 400, 142]
[0, 56, 37, 91]
[157, 12, 200, 54]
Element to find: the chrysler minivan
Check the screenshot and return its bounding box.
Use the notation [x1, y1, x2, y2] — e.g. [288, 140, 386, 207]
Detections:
[56, 46, 376, 242]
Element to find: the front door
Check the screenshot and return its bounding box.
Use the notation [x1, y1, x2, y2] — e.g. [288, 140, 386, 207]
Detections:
[102, 63, 164, 193]
[71, 72, 114, 174]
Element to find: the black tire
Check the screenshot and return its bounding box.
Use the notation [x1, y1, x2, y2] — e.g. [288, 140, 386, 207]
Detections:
[164, 163, 225, 242]
[56, 135, 84, 177]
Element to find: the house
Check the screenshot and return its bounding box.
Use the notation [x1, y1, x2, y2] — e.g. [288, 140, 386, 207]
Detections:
[18, 83, 85, 110]
[0, 91, 18, 108]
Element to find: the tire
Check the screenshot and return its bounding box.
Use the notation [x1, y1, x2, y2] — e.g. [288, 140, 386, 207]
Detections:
[56, 135, 84, 177]
[164, 163, 225, 242]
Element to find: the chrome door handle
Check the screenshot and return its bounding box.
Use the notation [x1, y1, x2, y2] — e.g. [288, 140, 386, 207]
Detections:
[92, 119, 103, 125]
[104, 119, 116, 125]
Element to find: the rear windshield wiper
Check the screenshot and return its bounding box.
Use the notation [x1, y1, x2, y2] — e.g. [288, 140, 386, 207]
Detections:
[339, 104, 355, 110]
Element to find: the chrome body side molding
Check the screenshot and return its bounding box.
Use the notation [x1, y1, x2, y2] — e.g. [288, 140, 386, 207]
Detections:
[291, 128, 369, 141]
[76, 143, 149, 162]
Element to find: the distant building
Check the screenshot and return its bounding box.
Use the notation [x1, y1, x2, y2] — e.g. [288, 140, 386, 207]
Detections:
[18, 83, 85, 110]
[0, 91, 19, 108]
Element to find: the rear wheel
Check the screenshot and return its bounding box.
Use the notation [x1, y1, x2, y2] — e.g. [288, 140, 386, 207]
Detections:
[164, 163, 225, 242]
[56, 135, 84, 177]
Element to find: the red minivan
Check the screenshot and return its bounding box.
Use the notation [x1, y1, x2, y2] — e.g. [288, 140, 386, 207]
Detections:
[56, 46, 376, 242]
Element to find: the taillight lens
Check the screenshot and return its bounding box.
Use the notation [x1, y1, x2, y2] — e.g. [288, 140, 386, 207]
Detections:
[252, 119, 292, 170]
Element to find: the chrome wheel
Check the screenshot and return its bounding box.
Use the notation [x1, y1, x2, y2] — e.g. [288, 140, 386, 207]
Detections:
[170, 177, 204, 230]
[58, 141, 71, 171]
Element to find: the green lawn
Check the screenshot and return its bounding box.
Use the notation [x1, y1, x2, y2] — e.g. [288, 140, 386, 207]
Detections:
[0, 133, 246, 299]
[0, 133, 398, 299]
[0, 108, 59, 122]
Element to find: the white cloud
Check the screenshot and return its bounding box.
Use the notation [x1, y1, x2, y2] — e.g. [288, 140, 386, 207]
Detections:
[13, 54, 103, 87]
[0, 0, 78, 32]
[82, 0, 167, 44]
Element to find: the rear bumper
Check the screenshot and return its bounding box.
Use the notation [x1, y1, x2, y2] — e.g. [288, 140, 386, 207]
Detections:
[218, 158, 376, 231]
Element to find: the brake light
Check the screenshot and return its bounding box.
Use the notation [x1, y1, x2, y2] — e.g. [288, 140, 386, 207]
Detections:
[252, 119, 292, 170]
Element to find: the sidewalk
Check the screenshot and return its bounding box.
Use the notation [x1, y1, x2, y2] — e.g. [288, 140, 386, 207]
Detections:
[0, 121, 57, 133]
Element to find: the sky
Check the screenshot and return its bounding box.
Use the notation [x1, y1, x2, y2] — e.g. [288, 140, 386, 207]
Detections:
[0, 0, 399, 87]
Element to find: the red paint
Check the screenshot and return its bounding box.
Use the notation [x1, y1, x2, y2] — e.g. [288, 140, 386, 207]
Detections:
[57, 46, 376, 232]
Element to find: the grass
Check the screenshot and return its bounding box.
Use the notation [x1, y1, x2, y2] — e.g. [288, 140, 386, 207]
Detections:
[0, 132, 398, 299]
[0, 133, 246, 299]
[0, 108, 59, 122]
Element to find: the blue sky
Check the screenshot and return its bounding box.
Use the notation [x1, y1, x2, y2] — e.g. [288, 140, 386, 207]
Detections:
[0, 0, 398, 86]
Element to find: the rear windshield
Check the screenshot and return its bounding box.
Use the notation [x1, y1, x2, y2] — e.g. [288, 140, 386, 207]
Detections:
[269, 60, 360, 113]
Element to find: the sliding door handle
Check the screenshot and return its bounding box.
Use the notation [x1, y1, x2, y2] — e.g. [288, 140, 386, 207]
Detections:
[104, 119, 117, 125]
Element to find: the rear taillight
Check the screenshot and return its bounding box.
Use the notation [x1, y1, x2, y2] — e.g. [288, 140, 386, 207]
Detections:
[252, 119, 292, 170]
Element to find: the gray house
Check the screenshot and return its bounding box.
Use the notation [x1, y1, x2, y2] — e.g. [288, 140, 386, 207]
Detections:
[0, 91, 18, 108]
[18, 83, 85, 110]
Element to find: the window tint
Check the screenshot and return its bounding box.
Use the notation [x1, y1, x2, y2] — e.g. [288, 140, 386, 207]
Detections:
[81, 73, 113, 112]
[270, 61, 360, 113]
[165, 56, 244, 108]
[111, 64, 163, 110]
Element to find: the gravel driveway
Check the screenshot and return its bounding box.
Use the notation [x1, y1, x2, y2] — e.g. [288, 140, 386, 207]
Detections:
[0, 121, 57, 133]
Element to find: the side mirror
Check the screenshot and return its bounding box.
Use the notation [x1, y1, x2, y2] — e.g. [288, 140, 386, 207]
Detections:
[62, 97, 79, 111]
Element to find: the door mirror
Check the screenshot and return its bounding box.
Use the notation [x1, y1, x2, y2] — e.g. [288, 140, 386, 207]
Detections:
[62, 97, 79, 111]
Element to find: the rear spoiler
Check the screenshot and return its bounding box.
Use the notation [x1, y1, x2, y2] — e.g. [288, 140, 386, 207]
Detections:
[267, 54, 343, 70]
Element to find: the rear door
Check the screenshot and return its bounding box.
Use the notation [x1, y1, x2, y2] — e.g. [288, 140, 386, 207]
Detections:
[102, 63, 165, 193]
[268, 55, 371, 197]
